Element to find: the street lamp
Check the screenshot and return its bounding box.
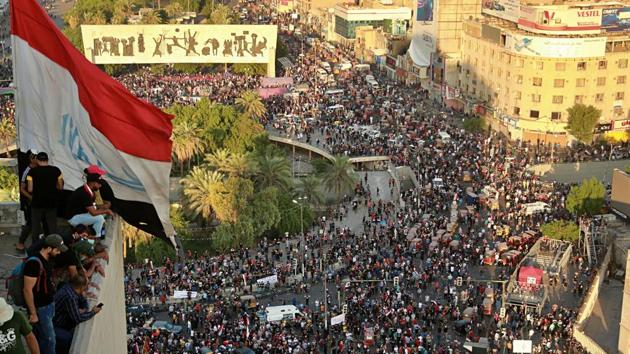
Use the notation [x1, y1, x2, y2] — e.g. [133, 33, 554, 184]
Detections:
[292, 196, 308, 237]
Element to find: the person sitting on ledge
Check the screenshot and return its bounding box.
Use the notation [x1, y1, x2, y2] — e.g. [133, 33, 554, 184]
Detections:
[65, 171, 114, 239]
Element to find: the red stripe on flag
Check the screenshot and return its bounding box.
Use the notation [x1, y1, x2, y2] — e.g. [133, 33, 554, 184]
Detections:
[10, 0, 173, 162]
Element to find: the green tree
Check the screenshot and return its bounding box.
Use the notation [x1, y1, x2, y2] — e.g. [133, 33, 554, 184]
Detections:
[273, 194, 313, 235]
[164, 2, 183, 18]
[566, 104, 602, 144]
[140, 10, 163, 24]
[232, 63, 267, 76]
[298, 175, 325, 207]
[566, 177, 606, 216]
[171, 119, 205, 175]
[0, 167, 19, 201]
[181, 167, 225, 220]
[251, 153, 292, 191]
[315, 156, 357, 204]
[205, 149, 252, 177]
[235, 90, 267, 121]
[212, 218, 255, 251]
[462, 117, 486, 133]
[206, 4, 233, 24]
[244, 186, 281, 236]
[208, 176, 254, 223]
[540, 220, 580, 243]
[0, 118, 16, 157]
[625, 164, 630, 174]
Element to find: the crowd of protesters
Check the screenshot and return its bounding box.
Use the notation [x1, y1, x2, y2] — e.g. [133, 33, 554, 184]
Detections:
[123, 10, 597, 353]
[10, 151, 113, 354]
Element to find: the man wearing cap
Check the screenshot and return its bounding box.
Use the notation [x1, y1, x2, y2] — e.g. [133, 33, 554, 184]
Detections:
[26, 152, 63, 241]
[0, 297, 40, 354]
[84, 165, 115, 214]
[23, 234, 67, 354]
[65, 171, 114, 239]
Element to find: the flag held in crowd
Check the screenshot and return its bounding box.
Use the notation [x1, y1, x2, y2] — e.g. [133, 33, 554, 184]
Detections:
[10, 0, 176, 247]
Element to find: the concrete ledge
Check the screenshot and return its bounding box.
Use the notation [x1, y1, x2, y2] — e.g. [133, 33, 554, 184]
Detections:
[268, 135, 389, 165]
[69, 217, 126, 354]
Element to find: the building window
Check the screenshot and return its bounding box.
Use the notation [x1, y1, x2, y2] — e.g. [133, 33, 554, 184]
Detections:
[618, 75, 626, 84]
[598, 60, 607, 69]
[597, 77, 606, 86]
[533, 77, 542, 86]
[532, 94, 541, 102]
[514, 107, 521, 115]
[555, 62, 566, 71]
[551, 112, 562, 120]
[516, 58, 524, 68]
[536, 61, 544, 70]
[575, 95, 584, 104]
[516, 75, 522, 84]
[577, 62, 587, 70]
[595, 93, 604, 102]
[576, 78, 586, 87]
[554, 79, 564, 88]
[530, 110, 540, 118]
[515, 91, 521, 99]
[506, 71, 511, 80]
[552, 95, 563, 104]
[616, 92, 625, 100]
[619, 59, 629, 68]
[497, 69, 502, 77]
[614, 106, 624, 115]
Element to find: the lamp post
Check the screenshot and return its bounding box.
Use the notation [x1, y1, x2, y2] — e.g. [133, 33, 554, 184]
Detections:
[292, 196, 308, 238]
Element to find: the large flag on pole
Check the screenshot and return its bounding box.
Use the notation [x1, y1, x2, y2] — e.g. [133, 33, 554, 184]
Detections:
[10, 0, 177, 247]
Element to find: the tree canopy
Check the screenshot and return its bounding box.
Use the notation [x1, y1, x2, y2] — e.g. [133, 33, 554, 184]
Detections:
[566, 104, 601, 144]
[566, 177, 606, 216]
[540, 220, 579, 243]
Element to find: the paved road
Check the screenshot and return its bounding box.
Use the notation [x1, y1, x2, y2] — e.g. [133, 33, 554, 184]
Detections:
[532, 159, 630, 184]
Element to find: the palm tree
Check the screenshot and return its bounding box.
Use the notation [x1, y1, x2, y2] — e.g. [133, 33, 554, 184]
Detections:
[235, 90, 266, 121]
[165, 2, 183, 18]
[252, 153, 292, 191]
[298, 175, 324, 207]
[181, 167, 225, 221]
[140, 10, 162, 24]
[205, 149, 251, 177]
[0, 119, 15, 157]
[122, 221, 151, 258]
[317, 156, 356, 204]
[171, 120, 205, 175]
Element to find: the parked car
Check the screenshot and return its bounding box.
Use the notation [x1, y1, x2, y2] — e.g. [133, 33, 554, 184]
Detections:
[151, 321, 183, 334]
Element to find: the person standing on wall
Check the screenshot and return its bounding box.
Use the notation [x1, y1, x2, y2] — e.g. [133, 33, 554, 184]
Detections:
[27, 152, 63, 240]
[17, 151, 39, 252]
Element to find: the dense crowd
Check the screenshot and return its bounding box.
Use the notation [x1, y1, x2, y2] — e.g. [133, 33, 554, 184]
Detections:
[123, 6, 597, 353]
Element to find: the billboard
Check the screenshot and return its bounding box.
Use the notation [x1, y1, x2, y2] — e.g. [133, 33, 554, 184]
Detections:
[416, 0, 434, 21]
[409, 23, 435, 67]
[518, 6, 602, 34]
[481, 0, 520, 23]
[602, 7, 630, 32]
[611, 169, 630, 219]
[81, 25, 278, 64]
[505, 34, 606, 58]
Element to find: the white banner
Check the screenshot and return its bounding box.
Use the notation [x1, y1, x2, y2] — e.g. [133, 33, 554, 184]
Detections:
[173, 290, 198, 299]
[505, 34, 606, 58]
[512, 340, 533, 353]
[256, 274, 278, 286]
[331, 313, 346, 326]
[81, 24, 278, 64]
[482, 0, 520, 23]
[409, 22, 436, 67]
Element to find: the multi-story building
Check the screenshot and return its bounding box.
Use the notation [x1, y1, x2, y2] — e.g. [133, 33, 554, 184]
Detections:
[458, 2, 630, 144]
[332, 3, 412, 43]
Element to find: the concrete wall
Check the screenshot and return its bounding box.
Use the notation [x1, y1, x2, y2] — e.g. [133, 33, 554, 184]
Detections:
[619, 253, 630, 354]
[0, 201, 21, 231]
[573, 246, 612, 354]
[70, 217, 126, 354]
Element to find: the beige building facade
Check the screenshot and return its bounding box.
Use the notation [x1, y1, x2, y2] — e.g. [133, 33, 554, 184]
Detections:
[458, 11, 630, 144]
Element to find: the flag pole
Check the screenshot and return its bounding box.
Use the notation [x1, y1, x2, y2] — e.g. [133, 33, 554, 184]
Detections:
[10, 14, 19, 154]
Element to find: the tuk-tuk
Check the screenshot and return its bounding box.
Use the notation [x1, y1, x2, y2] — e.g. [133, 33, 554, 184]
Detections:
[240, 295, 258, 309]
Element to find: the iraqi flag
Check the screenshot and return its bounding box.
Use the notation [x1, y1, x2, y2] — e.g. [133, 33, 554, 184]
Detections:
[10, 0, 177, 247]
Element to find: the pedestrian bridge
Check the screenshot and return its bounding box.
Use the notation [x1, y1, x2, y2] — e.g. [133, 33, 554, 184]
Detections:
[268, 135, 390, 166]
